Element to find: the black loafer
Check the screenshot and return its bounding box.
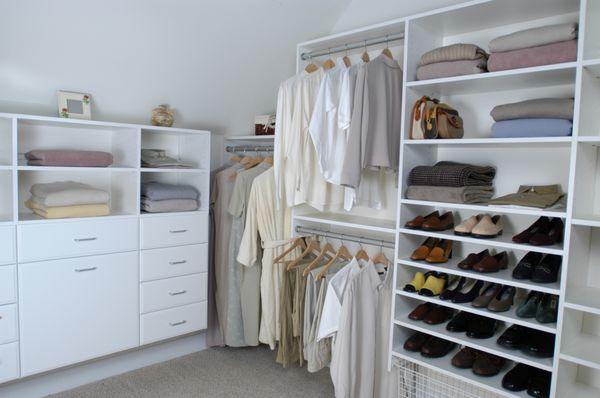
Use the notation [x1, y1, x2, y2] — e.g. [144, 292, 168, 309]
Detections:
[452, 280, 485, 304]
[525, 331, 555, 358]
[531, 254, 561, 284]
[502, 363, 535, 391]
[446, 311, 471, 333]
[527, 369, 552, 398]
[512, 252, 543, 280]
[466, 315, 498, 339]
[497, 325, 530, 349]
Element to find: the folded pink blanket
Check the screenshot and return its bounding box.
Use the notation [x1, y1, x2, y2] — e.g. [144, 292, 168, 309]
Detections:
[25, 150, 114, 167]
[487, 40, 577, 72]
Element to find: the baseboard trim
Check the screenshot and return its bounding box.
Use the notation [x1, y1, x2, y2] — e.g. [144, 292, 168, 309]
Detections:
[0, 332, 207, 398]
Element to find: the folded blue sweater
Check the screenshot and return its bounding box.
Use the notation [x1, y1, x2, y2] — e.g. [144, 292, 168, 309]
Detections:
[491, 118, 572, 138]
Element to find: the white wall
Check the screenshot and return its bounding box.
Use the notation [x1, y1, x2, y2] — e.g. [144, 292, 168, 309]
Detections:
[332, 0, 466, 32]
[0, 0, 349, 134]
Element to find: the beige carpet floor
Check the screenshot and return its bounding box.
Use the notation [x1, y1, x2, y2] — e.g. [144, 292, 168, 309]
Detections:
[47, 346, 334, 398]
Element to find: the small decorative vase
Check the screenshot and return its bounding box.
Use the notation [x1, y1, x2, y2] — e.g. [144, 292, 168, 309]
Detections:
[151, 105, 174, 127]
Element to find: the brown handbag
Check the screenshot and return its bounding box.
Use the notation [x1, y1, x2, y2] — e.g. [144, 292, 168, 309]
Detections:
[422, 102, 464, 139]
[410, 96, 439, 140]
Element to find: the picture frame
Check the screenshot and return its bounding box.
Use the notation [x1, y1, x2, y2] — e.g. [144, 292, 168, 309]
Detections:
[57, 90, 92, 120]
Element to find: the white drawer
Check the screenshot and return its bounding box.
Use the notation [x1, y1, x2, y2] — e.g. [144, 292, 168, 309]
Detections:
[0, 305, 18, 345]
[18, 218, 139, 262]
[0, 266, 16, 305]
[141, 302, 206, 345]
[141, 244, 208, 282]
[0, 342, 19, 384]
[141, 273, 207, 314]
[141, 213, 208, 249]
[0, 226, 15, 265]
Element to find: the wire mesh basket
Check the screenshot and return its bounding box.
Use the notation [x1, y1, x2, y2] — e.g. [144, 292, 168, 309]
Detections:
[395, 359, 502, 398]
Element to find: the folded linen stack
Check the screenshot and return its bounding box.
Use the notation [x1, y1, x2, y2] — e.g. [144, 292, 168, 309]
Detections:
[25, 149, 114, 167]
[487, 23, 578, 72]
[416, 43, 488, 80]
[406, 161, 495, 204]
[490, 98, 574, 138]
[25, 181, 110, 219]
[141, 149, 193, 169]
[141, 182, 200, 213]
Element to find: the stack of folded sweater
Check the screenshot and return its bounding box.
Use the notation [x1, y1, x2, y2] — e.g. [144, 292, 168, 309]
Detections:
[141, 182, 199, 213]
[406, 161, 495, 204]
[416, 43, 488, 80]
[25, 181, 110, 219]
[488, 22, 578, 72]
[490, 98, 574, 138]
[25, 150, 113, 167]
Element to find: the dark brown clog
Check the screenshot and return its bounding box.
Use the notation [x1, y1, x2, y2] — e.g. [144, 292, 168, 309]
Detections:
[473, 251, 509, 273]
[405, 211, 440, 229]
[422, 211, 455, 231]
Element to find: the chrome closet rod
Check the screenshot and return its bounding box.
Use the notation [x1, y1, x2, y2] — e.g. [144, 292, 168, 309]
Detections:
[295, 226, 395, 249]
[300, 32, 405, 61]
[226, 145, 274, 153]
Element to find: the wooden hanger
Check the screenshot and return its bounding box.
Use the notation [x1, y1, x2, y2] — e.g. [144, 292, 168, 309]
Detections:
[355, 247, 370, 262]
[323, 48, 336, 70]
[303, 241, 335, 276]
[263, 155, 273, 165]
[274, 238, 306, 264]
[381, 35, 393, 59]
[244, 152, 264, 170]
[305, 54, 319, 74]
[361, 40, 370, 63]
[372, 241, 392, 269]
[316, 243, 352, 281]
[286, 238, 322, 271]
[342, 44, 351, 67]
[229, 155, 242, 163]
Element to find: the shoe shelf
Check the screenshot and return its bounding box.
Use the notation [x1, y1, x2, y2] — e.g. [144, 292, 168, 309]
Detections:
[395, 290, 557, 335]
[560, 334, 600, 371]
[390, 342, 528, 398]
[394, 316, 553, 372]
[397, 258, 561, 295]
[398, 227, 564, 256]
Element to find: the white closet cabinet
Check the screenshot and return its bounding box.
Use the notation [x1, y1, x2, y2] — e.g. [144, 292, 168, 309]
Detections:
[0, 113, 210, 384]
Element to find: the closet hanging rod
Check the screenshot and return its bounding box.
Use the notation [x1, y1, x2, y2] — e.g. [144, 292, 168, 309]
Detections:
[295, 226, 395, 249]
[300, 32, 405, 61]
[226, 145, 274, 153]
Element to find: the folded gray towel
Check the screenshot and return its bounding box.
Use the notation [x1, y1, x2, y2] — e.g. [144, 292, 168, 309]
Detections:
[141, 198, 199, 213]
[490, 98, 574, 121]
[420, 43, 488, 66]
[416, 59, 487, 81]
[489, 22, 578, 53]
[406, 185, 494, 204]
[30, 181, 110, 207]
[141, 182, 199, 201]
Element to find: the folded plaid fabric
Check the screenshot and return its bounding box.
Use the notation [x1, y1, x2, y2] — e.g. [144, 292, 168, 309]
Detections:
[406, 185, 494, 204]
[408, 161, 496, 187]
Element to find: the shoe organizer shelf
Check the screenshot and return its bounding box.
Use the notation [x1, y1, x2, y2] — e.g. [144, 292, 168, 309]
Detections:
[564, 225, 600, 314]
[556, 360, 600, 398]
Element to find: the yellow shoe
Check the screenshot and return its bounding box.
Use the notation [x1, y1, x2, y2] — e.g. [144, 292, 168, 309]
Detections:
[419, 273, 448, 297]
[403, 272, 425, 293]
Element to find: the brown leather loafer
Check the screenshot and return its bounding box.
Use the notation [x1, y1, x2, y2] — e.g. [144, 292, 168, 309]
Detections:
[422, 211, 455, 231]
[408, 303, 434, 321]
[473, 251, 509, 273]
[472, 352, 506, 377]
[405, 211, 439, 229]
[451, 347, 479, 369]
[458, 249, 490, 270]
[529, 218, 564, 246]
[420, 337, 456, 358]
[512, 216, 550, 244]
[404, 331, 430, 352]
[423, 305, 454, 325]
[487, 286, 516, 312]
[411, 237, 439, 261]
[425, 240, 453, 263]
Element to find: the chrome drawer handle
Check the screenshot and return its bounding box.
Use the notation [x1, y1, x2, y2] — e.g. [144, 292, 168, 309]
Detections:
[169, 320, 187, 327]
[169, 290, 187, 296]
[169, 260, 187, 265]
[74, 237, 97, 242]
[169, 229, 188, 234]
[75, 267, 97, 273]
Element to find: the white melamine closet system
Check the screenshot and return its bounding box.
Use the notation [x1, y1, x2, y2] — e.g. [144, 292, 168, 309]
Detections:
[0, 113, 210, 386]
[295, 0, 600, 397]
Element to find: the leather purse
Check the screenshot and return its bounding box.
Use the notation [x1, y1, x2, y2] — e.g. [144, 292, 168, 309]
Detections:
[411, 96, 464, 139]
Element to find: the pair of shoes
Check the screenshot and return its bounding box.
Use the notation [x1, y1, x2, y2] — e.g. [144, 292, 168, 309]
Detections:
[410, 238, 453, 263]
[441, 277, 484, 303]
[512, 217, 564, 246]
[446, 311, 498, 339]
[497, 325, 555, 358]
[471, 283, 516, 312]
[517, 292, 558, 324]
[404, 331, 456, 358]
[454, 214, 503, 239]
[502, 363, 551, 397]
[458, 249, 509, 273]
[452, 347, 506, 376]
[405, 211, 455, 231]
[512, 252, 561, 283]
[407, 303, 454, 325]
[403, 271, 449, 296]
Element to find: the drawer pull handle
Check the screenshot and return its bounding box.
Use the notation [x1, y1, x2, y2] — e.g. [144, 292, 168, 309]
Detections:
[169, 320, 187, 327]
[169, 229, 188, 234]
[169, 290, 187, 296]
[169, 260, 187, 265]
[75, 266, 98, 273]
[74, 237, 98, 242]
